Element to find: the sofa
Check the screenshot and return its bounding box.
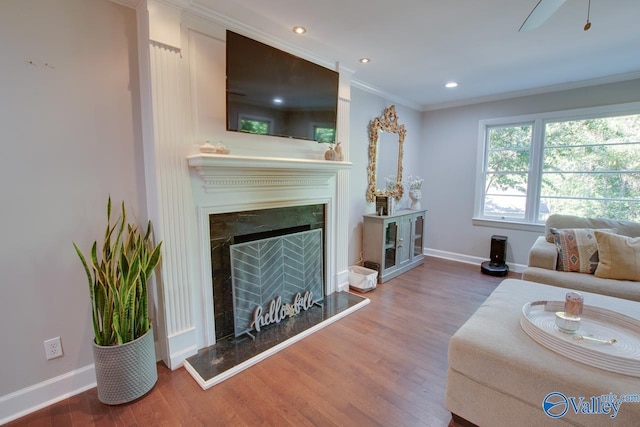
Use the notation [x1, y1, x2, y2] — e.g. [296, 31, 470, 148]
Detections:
[522, 214, 640, 302]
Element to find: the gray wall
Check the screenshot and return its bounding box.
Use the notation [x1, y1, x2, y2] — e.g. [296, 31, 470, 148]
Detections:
[0, 0, 144, 402]
[422, 79, 640, 267]
[348, 88, 424, 266]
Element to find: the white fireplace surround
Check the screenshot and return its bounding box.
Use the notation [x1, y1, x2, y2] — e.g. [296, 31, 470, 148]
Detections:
[135, 0, 354, 369]
[181, 154, 352, 362]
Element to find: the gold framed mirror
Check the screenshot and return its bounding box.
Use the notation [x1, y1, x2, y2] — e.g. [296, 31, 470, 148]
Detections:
[366, 105, 406, 202]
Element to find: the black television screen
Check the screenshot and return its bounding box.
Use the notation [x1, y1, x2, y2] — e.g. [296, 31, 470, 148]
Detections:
[226, 31, 339, 143]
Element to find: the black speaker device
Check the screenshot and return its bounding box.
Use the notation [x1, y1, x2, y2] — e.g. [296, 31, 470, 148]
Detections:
[481, 235, 509, 276]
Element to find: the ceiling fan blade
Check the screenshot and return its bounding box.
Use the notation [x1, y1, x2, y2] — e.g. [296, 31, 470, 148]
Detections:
[519, 0, 567, 32]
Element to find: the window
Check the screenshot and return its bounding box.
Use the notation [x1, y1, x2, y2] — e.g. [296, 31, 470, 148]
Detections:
[476, 103, 640, 226]
[238, 116, 271, 135]
[313, 125, 336, 143]
[482, 124, 533, 221]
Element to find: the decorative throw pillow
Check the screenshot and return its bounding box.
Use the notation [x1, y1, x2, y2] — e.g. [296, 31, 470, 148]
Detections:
[594, 231, 640, 281]
[550, 228, 613, 274]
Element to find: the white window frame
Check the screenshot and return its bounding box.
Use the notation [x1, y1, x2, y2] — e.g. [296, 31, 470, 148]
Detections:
[473, 101, 640, 231]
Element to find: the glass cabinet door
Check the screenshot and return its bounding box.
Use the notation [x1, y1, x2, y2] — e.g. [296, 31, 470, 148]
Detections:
[397, 216, 412, 265]
[413, 215, 424, 257]
[384, 221, 397, 269]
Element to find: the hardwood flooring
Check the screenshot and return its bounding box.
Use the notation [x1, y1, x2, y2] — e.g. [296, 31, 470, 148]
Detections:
[8, 257, 519, 426]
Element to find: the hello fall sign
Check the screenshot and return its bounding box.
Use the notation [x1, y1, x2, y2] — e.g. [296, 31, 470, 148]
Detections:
[250, 290, 314, 333]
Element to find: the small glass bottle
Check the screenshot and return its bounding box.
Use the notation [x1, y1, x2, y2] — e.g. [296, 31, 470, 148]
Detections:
[564, 292, 584, 318]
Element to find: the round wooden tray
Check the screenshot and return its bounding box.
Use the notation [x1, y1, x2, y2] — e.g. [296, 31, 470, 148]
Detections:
[520, 300, 640, 377]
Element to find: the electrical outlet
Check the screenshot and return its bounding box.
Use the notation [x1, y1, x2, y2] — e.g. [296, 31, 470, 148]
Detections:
[44, 337, 63, 360]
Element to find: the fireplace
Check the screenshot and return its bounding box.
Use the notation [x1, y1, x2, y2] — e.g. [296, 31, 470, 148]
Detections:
[209, 204, 325, 340]
[180, 154, 367, 388]
[183, 154, 352, 358]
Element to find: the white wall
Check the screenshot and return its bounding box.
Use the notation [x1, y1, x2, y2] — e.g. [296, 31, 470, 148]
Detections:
[0, 0, 143, 421]
[422, 79, 640, 268]
[347, 88, 424, 266]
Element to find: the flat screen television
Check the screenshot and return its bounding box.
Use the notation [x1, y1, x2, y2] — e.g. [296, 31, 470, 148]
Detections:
[226, 31, 339, 143]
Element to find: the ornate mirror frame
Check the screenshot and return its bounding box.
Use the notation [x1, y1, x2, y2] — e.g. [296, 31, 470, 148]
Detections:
[366, 105, 406, 202]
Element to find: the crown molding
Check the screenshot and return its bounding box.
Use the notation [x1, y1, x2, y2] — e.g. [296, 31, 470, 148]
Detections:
[423, 71, 640, 112]
[351, 79, 422, 112]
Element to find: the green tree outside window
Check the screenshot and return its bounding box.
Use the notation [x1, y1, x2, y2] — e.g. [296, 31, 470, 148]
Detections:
[315, 127, 335, 143]
[482, 112, 640, 222]
[240, 119, 269, 135]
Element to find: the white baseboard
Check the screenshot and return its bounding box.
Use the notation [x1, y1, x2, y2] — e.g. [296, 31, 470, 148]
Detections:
[168, 344, 198, 370]
[166, 327, 198, 370]
[336, 282, 350, 293]
[0, 364, 96, 425]
[424, 248, 526, 274]
[336, 268, 350, 293]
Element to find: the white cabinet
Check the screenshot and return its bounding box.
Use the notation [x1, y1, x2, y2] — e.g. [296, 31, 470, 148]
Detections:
[362, 210, 426, 283]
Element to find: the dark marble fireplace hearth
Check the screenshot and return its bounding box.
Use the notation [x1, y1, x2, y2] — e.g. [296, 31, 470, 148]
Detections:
[185, 291, 367, 384]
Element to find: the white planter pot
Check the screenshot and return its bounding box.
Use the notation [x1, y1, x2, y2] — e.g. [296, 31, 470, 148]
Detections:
[92, 327, 157, 405]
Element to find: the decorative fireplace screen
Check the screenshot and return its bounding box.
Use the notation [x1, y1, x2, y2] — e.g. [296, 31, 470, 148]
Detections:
[230, 229, 324, 337]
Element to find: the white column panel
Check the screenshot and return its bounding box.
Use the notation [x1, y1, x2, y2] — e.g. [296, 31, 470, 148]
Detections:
[148, 41, 197, 367]
[335, 70, 352, 291]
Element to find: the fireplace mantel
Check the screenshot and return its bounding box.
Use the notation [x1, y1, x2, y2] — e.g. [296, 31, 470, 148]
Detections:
[187, 154, 352, 191]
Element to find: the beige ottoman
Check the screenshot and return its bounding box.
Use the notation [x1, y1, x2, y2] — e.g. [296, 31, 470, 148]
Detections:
[446, 279, 640, 427]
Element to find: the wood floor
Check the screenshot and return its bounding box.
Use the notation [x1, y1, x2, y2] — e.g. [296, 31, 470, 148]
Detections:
[8, 257, 519, 427]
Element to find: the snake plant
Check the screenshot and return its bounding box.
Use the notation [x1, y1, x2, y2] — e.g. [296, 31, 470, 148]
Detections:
[74, 197, 162, 346]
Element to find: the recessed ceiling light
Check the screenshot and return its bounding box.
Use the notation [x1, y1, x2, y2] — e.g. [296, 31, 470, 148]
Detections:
[292, 26, 307, 35]
[445, 81, 458, 88]
[359, 58, 370, 64]
[273, 97, 284, 104]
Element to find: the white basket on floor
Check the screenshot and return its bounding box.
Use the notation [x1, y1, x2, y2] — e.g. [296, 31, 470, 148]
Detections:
[348, 266, 378, 292]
